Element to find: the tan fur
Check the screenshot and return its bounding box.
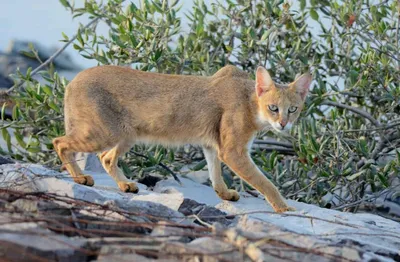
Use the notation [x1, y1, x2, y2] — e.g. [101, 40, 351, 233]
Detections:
[53, 65, 311, 213]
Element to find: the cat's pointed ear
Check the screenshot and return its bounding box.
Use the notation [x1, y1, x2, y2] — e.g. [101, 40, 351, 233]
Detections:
[292, 73, 312, 100]
[256, 66, 274, 97]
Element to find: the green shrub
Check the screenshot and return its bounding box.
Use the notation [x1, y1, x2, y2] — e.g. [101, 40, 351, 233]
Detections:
[2, 0, 399, 209]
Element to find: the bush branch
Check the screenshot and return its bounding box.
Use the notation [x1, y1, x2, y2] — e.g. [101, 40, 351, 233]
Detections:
[321, 100, 381, 127]
[357, 130, 400, 168]
[253, 139, 293, 148]
[251, 145, 296, 155]
[130, 150, 182, 184]
[6, 17, 100, 94]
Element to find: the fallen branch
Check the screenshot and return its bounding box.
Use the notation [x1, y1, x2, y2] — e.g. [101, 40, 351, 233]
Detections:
[224, 228, 266, 262]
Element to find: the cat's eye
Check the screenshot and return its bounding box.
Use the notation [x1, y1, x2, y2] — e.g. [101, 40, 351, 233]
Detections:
[288, 106, 298, 113]
[268, 105, 279, 112]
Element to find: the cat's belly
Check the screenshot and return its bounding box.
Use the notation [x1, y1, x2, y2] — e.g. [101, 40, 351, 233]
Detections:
[135, 134, 215, 148]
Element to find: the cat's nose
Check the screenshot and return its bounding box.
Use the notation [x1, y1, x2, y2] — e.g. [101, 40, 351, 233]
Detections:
[279, 121, 287, 129]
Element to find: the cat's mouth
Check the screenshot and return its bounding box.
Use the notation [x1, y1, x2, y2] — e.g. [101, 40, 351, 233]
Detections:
[270, 122, 293, 133]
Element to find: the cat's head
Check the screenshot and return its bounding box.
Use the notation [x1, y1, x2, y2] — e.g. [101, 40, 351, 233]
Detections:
[255, 66, 311, 133]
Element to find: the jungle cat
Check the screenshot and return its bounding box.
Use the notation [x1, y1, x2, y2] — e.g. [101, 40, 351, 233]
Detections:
[53, 65, 311, 213]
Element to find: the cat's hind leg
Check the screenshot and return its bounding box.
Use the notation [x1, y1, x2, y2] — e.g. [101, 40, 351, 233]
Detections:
[53, 135, 98, 186]
[99, 139, 138, 193]
[203, 146, 240, 201]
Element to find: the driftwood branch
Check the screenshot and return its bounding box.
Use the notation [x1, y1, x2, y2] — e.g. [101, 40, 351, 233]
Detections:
[6, 17, 100, 94]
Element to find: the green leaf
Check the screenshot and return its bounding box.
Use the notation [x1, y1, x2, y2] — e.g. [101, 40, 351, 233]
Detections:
[81, 54, 94, 59]
[349, 70, 359, 83]
[310, 9, 319, 21]
[73, 44, 82, 50]
[77, 28, 84, 46]
[191, 159, 207, 171]
[120, 160, 132, 177]
[14, 130, 26, 148]
[27, 147, 41, 153]
[12, 105, 19, 120]
[1, 128, 12, 153]
[269, 151, 277, 170]
[152, 1, 163, 13]
[42, 85, 53, 96]
[300, 0, 306, 10]
[59, 0, 70, 8]
[266, 2, 273, 15]
[377, 173, 389, 187]
[62, 32, 69, 41]
[346, 170, 366, 181]
[1, 102, 7, 120]
[260, 29, 272, 41]
[282, 179, 296, 188]
[20, 51, 36, 59]
[48, 101, 61, 113]
[299, 55, 308, 65]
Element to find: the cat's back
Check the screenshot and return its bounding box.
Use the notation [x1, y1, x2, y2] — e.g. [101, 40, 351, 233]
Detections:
[68, 65, 210, 95]
[70, 65, 156, 89]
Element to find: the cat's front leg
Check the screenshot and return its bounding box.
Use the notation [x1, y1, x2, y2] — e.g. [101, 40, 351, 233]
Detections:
[218, 146, 295, 213]
[203, 146, 240, 201]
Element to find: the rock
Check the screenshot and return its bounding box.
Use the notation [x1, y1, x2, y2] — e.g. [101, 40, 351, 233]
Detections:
[1, 163, 400, 262]
[178, 198, 235, 227]
[96, 253, 156, 261]
[0, 73, 13, 88]
[138, 174, 163, 188]
[0, 40, 81, 87]
[0, 155, 14, 165]
[0, 51, 40, 77]
[154, 177, 221, 206]
[0, 163, 181, 221]
[361, 188, 400, 220]
[0, 40, 82, 118]
[150, 221, 192, 242]
[87, 237, 177, 261]
[6, 40, 80, 71]
[131, 190, 184, 211]
[180, 165, 210, 185]
[0, 218, 88, 261]
[75, 152, 106, 173]
[186, 237, 241, 262]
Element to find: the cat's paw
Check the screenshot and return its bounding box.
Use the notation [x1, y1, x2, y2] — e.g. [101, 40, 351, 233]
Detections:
[217, 189, 240, 202]
[227, 189, 240, 201]
[73, 175, 95, 186]
[118, 182, 139, 193]
[274, 205, 296, 213]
